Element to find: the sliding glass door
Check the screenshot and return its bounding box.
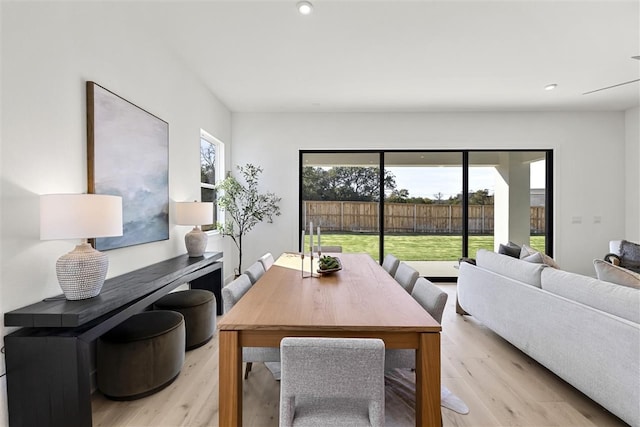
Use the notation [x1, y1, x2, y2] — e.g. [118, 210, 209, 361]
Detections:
[300, 149, 553, 280]
[468, 151, 550, 257]
[384, 152, 463, 278]
[300, 151, 382, 260]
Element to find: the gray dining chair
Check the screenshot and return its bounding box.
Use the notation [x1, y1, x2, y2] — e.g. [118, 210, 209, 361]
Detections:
[221, 273, 280, 379]
[385, 277, 448, 370]
[279, 337, 385, 427]
[393, 262, 419, 294]
[258, 252, 275, 270]
[381, 253, 400, 277]
[221, 274, 252, 315]
[243, 261, 266, 285]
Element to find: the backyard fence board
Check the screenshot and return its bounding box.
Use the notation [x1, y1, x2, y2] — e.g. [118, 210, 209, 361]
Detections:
[303, 201, 544, 234]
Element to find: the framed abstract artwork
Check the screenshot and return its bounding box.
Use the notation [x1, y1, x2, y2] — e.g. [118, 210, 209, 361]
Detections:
[87, 81, 169, 250]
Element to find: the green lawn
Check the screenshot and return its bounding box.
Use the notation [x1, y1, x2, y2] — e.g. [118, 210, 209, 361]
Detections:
[308, 234, 545, 261]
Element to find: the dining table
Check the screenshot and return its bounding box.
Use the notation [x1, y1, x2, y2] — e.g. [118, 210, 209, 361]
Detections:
[218, 252, 442, 427]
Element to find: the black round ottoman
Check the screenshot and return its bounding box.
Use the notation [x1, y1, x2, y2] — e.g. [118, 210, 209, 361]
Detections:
[97, 310, 185, 400]
[153, 289, 216, 350]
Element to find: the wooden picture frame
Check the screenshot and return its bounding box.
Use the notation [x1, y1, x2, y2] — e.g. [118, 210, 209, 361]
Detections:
[87, 81, 169, 250]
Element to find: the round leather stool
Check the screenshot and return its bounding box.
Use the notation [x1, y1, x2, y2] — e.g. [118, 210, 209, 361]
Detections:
[97, 310, 185, 400]
[153, 289, 216, 350]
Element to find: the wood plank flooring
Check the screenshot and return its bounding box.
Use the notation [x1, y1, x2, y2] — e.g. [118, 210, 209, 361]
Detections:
[92, 284, 629, 427]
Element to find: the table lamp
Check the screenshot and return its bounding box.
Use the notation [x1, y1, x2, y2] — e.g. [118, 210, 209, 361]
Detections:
[40, 194, 123, 300]
[175, 201, 214, 257]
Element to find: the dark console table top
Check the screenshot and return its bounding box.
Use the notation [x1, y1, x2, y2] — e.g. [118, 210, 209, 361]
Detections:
[4, 252, 223, 328]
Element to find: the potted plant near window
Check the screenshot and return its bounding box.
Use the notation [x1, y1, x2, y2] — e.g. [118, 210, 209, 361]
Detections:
[215, 163, 281, 276]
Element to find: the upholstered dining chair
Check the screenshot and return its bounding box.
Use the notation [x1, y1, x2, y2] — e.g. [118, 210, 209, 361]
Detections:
[259, 252, 275, 271]
[279, 337, 385, 427]
[221, 274, 252, 315]
[221, 274, 280, 379]
[243, 261, 266, 285]
[385, 277, 448, 370]
[393, 262, 419, 294]
[381, 253, 400, 277]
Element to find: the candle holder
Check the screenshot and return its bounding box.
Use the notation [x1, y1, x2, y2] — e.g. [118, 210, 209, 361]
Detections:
[301, 251, 317, 278]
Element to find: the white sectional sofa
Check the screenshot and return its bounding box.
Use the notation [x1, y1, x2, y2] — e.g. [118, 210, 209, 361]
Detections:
[457, 249, 640, 427]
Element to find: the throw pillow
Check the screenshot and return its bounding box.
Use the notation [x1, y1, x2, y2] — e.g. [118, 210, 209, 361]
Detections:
[519, 244, 537, 259]
[620, 240, 640, 272]
[498, 242, 521, 258]
[522, 252, 544, 264]
[520, 244, 560, 268]
[593, 259, 640, 289]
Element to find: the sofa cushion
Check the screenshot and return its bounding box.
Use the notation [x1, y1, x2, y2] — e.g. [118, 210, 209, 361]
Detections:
[476, 249, 546, 288]
[541, 267, 640, 324]
[593, 259, 640, 289]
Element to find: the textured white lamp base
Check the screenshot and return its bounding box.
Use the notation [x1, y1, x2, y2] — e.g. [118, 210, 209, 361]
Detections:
[56, 242, 109, 300]
[185, 226, 208, 257]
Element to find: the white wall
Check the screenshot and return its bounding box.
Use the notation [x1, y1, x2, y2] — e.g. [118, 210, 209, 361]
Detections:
[0, 3, 233, 424]
[231, 112, 627, 276]
[625, 107, 640, 242]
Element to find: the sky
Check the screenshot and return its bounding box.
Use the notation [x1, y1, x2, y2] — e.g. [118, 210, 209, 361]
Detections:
[388, 160, 546, 199]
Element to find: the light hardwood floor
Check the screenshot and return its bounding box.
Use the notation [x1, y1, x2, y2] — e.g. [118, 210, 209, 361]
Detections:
[92, 284, 629, 427]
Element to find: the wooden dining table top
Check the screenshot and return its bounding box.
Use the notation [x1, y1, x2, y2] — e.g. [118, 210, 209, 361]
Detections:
[218, 252, 441, 336]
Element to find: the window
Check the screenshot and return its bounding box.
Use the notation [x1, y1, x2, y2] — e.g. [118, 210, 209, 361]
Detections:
[200, 130, 224, 231]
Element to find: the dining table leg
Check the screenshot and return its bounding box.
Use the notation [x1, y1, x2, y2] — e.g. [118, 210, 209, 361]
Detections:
[219, 330, 242, 427]
[416, 331, 441, 427]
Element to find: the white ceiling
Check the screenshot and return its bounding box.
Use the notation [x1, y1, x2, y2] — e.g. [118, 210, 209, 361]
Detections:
[146, 0, 639, 113]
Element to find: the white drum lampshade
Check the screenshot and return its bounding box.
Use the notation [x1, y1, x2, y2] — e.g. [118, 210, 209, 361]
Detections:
[40, 194, 123, 300]
[175, 201, 214, 257]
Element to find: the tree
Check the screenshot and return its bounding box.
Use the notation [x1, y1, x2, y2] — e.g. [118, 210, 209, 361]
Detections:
[200, 142, 216, 184]
[302, 166, 397, 201]
[433, 192, 445, 204]
[469, 188, 494, 205]
[446, 189, 494, 205]
[215, 164, 281, 275]
[386, 188, 410, 203]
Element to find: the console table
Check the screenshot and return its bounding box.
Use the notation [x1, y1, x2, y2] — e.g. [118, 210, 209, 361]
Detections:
[3, 252, 223, 427]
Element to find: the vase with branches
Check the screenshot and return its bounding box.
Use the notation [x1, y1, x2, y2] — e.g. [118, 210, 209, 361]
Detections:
[215, 163, 281, 275]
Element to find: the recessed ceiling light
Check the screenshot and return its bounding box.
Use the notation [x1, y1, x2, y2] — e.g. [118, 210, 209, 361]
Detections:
[297, 1, 313, 15]
[544, 84, 558, 91]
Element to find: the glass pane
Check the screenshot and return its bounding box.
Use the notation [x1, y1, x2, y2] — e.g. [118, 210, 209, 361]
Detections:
[384, 152, 463, 278]
[201, 187, 216, 231]
[529, 158, 546, 252]
[200, 138, 216, 185]
[301, 152, 381, 260]
[468, 151, 547, 257]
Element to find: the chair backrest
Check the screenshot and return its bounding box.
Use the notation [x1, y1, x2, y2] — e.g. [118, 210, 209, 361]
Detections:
[313, 245, 343, 253]
[381, 254, 400, 277]
[221, 274, 252, 314]
[279, 337, 385, 427]
[411, 277, 448, 323]
[258, 252, 275, 271]
[394, 262, 419, 294]
[243, 261, 266, 285]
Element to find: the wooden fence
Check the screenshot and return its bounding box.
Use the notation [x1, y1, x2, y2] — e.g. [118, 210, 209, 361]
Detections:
[303, 201, 545, 234]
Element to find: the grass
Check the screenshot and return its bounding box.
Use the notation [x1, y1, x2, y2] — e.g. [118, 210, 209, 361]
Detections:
[309, 234, 545, 261]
